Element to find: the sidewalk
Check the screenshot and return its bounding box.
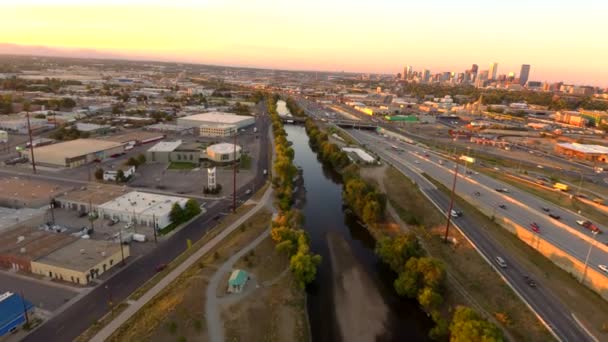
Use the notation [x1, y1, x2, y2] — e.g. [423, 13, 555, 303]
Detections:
[90, 185, 273, 342]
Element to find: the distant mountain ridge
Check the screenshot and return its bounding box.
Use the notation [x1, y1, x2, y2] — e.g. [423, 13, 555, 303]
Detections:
[0, 42, 126, 60]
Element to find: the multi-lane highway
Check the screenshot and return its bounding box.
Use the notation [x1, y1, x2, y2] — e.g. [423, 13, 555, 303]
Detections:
[22, 106, 272, 342]
[347, 129, 593, 341]
[350, 129, 608, 275]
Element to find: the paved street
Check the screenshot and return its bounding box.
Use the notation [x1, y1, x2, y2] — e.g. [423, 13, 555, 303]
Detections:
[352, 130, 593, 341]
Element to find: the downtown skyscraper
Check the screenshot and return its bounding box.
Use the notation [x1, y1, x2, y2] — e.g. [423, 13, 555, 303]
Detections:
[519, 64, 531, 85]
[489, 62, 498, 80]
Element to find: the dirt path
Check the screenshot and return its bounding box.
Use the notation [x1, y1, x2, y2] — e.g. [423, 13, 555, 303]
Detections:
[205, 229, 270, 342]
[327, 232, 389, 342]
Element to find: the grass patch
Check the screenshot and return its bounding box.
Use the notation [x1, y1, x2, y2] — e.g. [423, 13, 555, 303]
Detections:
[168, 162, 197, 170]
[384, 166, 554, 341]
[426, 175, 608, 339]
[239, 154, 252, 170]
[108, 208, 273, 342]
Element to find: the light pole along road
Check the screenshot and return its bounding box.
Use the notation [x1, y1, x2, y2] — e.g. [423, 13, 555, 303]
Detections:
[349, 129, 594, 342]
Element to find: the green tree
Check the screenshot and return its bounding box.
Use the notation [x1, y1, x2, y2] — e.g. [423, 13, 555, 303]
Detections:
[418, 287, 443, 311]
[116, 169, 125, 183]
[449, 306, 504, 342]
[94, 168, 104, 181]
[125, 157, 138, 167]
[184, 199, 201, 218]
[375, 233, 424, 272]
[289, 250, 322, 289]
[136, 153, 146, 165]
[169, 203, 184, 223]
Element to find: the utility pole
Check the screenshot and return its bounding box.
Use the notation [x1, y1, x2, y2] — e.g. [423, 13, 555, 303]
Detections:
[444, 162, 459, 243]
[577, 172, 584, 195]
[49, 199, 55, 225]
[233, 132, 237, 212]
[118, 229, 125, 266]
[26, 110, 37, 174]
[581, 231, 598, 284]
[152, 213, 158, 244]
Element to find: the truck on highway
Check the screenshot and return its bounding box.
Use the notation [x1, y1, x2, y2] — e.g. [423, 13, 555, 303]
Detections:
[553, 182, 569, 191]
[576, 220, 602, 234]
[263, 169, 268, 176]
[253, 127, 258, 133]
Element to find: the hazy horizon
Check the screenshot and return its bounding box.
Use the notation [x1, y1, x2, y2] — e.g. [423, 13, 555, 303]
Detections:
[3, 0, 608, 87]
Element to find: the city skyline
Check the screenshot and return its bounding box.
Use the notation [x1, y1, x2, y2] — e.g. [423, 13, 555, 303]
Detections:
[2, 0, 608, 86]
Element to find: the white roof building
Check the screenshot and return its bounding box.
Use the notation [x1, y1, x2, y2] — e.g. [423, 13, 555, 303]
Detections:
[177, 112, 255, 130]
[96, 191, 189, 229]
[147, 140, 182, 153]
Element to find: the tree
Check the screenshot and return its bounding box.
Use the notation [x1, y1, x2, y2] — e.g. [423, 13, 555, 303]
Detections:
[169, 203, 184, 223]
[94, 168, 104, 181]
[184, 199, 201, 218]
[125, 157, 138, 167]
[116, 169, 125, 183]
[289, 250, 322, 289]
[375, 233, 424, 272]
[136, 153, 146, 165]
[449, 306, 504, 342]
[418, 287, 443, 311]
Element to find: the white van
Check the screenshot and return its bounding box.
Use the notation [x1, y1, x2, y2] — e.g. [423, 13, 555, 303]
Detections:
[495, 256, 507, 268]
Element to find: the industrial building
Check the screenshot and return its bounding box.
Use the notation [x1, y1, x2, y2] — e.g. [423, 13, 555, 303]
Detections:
[205, 143, 242, 163]
[0, 130, 7, 143]
[103, 165, 136, 182]
[96, 191, 189, 229]
[555, 143, 608, 163]
[146, 140, 200, 164]
[177, 112, 254, 137]
[102, 131, 165, 146]
[55, 184, 128, 213]
[0, 226, 77, 273]
[0, 292, 34, 336]
[27, 139, 125, 168]
[0, 177, 68, 209]
[31, 239, 129, 285]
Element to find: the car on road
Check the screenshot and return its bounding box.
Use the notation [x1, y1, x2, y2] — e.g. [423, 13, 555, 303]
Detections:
[414, 160, 420, 164]
[541, 207, 550, 212]
[530, 222, 540, 233]
[4, 156, 28, 165]
[599, 265, 608, 273]
[495, 256, 507, 268]
[495, 188, 509, 193]
[245, 189, 252, 195]
[450, 209, 463, 218]
[548, 213, 561, 220]
[155, 263, 168, 272]
[576, 220, 602, 233]
[498, 204, 507, 209]
[524, 275, 537, 288]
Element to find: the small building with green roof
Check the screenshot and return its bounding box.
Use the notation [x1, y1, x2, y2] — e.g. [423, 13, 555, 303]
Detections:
[227, 269, 249, 293]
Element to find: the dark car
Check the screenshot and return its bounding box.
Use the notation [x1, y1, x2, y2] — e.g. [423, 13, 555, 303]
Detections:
[548, 213, 561, 220]
[541, 207, 550, 212]
[524, 275, 537, 288]
[155, 263, 168, 272]
[498, 204, 507, 209]
[78, 211, 88, 218]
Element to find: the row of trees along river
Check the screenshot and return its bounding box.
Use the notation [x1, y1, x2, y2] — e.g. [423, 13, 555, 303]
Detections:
[276, 95, 504, 342]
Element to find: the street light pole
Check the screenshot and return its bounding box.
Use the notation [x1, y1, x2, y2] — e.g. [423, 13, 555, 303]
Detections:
[444, 162, 460, 243]
[577, 172, 584, 195]
[581, 231, 599, 284]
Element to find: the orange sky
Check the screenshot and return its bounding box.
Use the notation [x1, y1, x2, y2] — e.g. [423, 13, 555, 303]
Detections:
[2, 1, 607, 86]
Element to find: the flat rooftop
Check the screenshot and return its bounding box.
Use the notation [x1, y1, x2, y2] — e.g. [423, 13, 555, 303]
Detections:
[0, 207, 46, 233]
[0, 177, 69, 205]
[34, 239, 121, 272]
[97, 191, 188, 217]
[59, 184, 128, 205]
[103, 131, 165, 144]
[179, 112, 253, 124]
[0, 225, 77, 261]
[32, 139, 123, 158]
[557, 142, 608, 154]
[207, 143, 241, 154]
[147, 140, 182, 153]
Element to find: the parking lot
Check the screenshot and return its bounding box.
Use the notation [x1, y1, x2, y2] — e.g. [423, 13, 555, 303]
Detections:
[0, 271, 80, 312]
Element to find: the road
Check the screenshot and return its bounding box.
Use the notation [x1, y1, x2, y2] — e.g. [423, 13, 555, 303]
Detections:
[350, 129, 608, 276]
[349, 130, 592, 341]
[22, 106, 272, 342]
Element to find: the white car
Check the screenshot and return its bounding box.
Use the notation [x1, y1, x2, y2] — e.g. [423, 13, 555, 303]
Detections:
[599, 265, 608, 273]
[414, 160, 420, 164]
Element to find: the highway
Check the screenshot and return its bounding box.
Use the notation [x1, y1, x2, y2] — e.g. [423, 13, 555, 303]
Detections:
[347, 129, 592, 341]
[22, 106, 272, 342]
[349, 129, 608, 276]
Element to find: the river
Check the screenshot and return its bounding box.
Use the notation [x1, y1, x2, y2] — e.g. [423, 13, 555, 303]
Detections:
[284, 125, 433, 342]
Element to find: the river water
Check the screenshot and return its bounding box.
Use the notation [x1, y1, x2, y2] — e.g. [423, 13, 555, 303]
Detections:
[284, 125, 433, 342]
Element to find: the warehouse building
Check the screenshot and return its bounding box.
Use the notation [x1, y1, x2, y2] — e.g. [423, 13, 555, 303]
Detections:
[96, 191, 189, 229]
[102, 131, 165, 146]
[0, 292, 34, 336]
[0, 177, 68, 209]
[177, 112, 254, 137]
[0, 226, 77, 273]
[55, 184, 128, 213]
[31, 239, 129, 285]
[205, 143, 242, 163]
[146, 140, 200, 164]
[555, 143, 608, 163]
[27, 139, 125, 168]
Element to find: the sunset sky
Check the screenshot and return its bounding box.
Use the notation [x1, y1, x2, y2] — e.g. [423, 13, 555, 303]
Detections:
[2, 0, 607, 86]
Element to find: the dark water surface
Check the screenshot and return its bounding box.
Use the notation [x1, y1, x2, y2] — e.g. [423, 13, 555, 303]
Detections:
[285, 125, 433, 342]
